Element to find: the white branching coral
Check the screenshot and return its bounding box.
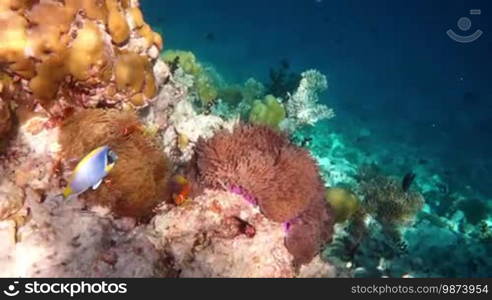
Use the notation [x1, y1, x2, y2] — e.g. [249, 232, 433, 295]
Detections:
[284, 69, 335, 128]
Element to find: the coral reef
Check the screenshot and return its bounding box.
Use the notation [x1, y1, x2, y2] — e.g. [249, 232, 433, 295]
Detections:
[211, 78, 267, 120]
[59, 109, 171, 219]
[357, 165, 424, 227]
[0, 176, 24, 221]
[3, 0, 487, 279]
[0, 191, 169, 277]
[189, 123, 327, 223]
[242, 78, 266, 105]
[161, 98, 237, 165]
[325, 187, 361, 223]
[0, 100, 170, 277]
[0, 1, 339, 279]
[248, 94, 286, 129]
[150, 190, 335, 277]
[187, 123, 334, 265]
[283, 70, 335, 130]
[218, 85, 244, 105]
[161, 50, 219, 105]
[0, 0, 163, 114]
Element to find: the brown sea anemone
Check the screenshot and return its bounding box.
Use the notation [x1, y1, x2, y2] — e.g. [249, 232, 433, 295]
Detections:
[284, 197, 334, 266]
[59, 109, 171, 219]
[0, 97, 12, 139]
[190, 124, 326, 223]
[188, 124, 334, 264]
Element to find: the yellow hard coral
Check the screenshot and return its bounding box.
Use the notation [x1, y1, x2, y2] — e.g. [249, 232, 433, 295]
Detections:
[325, 187, 360, 223]
[0, 11, 28, 64]
[29, 55, 67, 103]
[196, 76, 218, 104]
[107, 5, 130, 44]
[138, 24, 156, 48]
[129, 7, 145, 28]
[153, 32, 164, 50]
[115, 52, 146, 93]
[70, 0, 108, 21]
[143, 70, 157, 98]
[0, 0, 163, 113]
[115, 52, 157, 105]
[26, 2, 75, 59]
[67, 21, 107, 81]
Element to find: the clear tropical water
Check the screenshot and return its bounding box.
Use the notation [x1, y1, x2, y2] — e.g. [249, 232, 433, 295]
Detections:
[142, 0, 492, 277]
[144, 0, 491, 194]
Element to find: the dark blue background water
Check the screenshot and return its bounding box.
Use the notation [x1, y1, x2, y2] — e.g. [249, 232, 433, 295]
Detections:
[142, 0, 492, 196]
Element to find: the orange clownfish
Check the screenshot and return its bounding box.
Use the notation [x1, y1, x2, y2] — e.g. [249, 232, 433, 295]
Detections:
[172, 175, 191, 206]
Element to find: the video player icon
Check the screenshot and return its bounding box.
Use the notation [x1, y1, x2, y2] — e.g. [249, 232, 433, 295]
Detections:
[3, 281, 20, 297]
[447, 9, 483, 43]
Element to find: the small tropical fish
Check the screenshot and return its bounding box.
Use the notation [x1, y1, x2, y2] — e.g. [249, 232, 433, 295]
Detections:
[63, 145, 118, 198]
[401, 172, 416, 192]
[204, 32, 216, 42]
[172, 175, 191, 206]
[395, 239, 408, 255]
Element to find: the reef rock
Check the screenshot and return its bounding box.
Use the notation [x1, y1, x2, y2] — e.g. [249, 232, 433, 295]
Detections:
[0, 0, 163, 114]
[0, 177, 24, 221]
[0, 191, 167, 277]
[149, 190, 334, 277]
[161, 99, 234, 165]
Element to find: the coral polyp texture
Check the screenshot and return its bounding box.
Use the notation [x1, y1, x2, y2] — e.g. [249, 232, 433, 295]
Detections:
[0, 0, 163, 113]
[325, 187, 361, 224]
[59, 109, 171, 219]
[357, 165, 424, 227]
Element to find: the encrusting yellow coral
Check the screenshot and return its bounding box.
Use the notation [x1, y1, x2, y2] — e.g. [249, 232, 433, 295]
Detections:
[107, 0, 131, 44]
[0, 0, 163, 115]
[249, 94, 286, 129]
[325, 187, 360, 223]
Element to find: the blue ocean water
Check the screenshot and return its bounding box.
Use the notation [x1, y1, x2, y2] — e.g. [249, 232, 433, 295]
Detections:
[142, 1, 492, 276]
[144, 0, 491, 196]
